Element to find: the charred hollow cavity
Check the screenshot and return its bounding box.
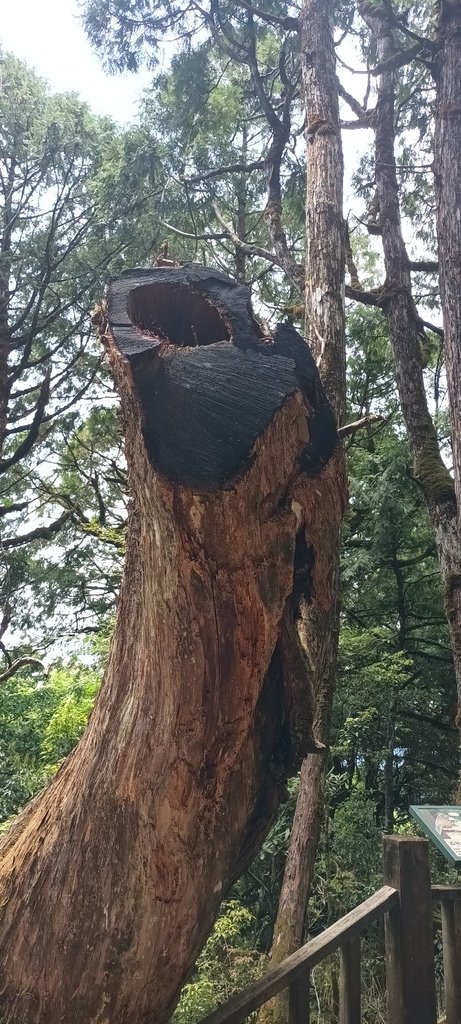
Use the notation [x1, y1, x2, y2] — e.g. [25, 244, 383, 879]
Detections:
[127, 283, 231, 348]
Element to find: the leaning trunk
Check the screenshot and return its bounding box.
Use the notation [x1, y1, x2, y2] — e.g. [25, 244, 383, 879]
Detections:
[0, 266, 345, 1024]
[358, 1, 461, 733]
[259, 3, 346, 1021]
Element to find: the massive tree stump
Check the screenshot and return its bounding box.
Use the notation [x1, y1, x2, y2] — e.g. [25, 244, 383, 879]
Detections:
[0, 266, 346, 1024]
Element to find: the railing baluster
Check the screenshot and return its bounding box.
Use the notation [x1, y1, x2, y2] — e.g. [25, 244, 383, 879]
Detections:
[441, 900, 461, 1024]
[339, 936, 361, 1024]
[288, 971, 310, 1024]
[383, 837, 437, 1024]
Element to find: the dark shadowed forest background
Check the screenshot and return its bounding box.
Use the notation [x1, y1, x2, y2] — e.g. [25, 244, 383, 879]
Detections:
[1, 0, 460, 1019]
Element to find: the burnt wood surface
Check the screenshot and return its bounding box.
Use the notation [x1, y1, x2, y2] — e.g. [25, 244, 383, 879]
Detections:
[0, 266, 345, 1024]
[105, 265, 340, 771]
[106, 265, 338, 489]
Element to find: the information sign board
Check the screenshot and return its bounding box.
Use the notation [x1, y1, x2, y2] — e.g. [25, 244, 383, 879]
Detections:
[410, 805, 461, 866]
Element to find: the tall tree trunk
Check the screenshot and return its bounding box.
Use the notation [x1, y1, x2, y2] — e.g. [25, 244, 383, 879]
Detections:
[0, 160, 15, 453]
[434, 0, 461, 728]
[259, 2, 346, 1021]
[235, 123, 248, 285]
[358, 2, 461, 735]
[0, 265, 345, 1024]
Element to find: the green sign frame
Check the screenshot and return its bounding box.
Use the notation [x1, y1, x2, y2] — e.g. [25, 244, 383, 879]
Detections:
[410, 805, 461, 866]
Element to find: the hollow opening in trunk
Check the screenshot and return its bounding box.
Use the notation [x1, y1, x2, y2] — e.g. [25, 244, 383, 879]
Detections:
[127, 283, 231, 347]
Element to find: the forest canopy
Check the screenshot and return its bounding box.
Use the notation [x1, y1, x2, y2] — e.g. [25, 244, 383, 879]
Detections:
[0, 0, 460, 1020]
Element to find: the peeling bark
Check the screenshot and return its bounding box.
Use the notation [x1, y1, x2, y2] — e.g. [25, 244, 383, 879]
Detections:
[302, 0, 346, 422]
[0, 265, 345, 1024]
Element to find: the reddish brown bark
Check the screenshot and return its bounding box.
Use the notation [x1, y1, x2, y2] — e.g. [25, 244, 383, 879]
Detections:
[0, 266, 345, 1024]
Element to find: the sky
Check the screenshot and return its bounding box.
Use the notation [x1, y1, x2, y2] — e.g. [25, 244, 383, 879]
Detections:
[1, 0, 149, 123]
[0, 0, 380, 235]
[1, 0, 366, 183]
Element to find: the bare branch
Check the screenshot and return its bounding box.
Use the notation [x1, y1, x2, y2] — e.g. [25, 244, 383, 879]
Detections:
[2, 510, 72, 549]
[345, 221, 362, 290]
[159, 220, 229, 242]
[0, 500, 28, 518]
[182, 159, 265, 184]
[0, 657, 47, 684]
[345, 282, 444, 338]
[233, 0, 299, 32]
[0, 371, 50, 473]
[336, 40, 432, 77]
[338, 414, 384, 437]
[211, 203, 279, 266]
[337, 79, 369, 120]
[409, 260, 439, 273]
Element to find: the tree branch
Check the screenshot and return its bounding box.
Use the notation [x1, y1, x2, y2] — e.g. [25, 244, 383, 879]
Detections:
[0, 371, 50, 473]
[346, 282, 445, 337]
[182, 159, 265, 184]
[2, 510, 72, 549]
[337, 79, 370, 120]
[234, 0, 299, 32]
[0, 657, 47, 684]
[409, 259, 439, 273]
[0, 500, 28, 518]
[338, 414, 384, 437]
[211, 203, 280, 266]
[159, 219, 229, 242]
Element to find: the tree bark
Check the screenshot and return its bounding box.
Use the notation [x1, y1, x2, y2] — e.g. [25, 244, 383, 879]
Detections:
[258, 3, 347, 1021]
[0, 265, 345, 1024]
[434, 0, 461, 680]
[358, 1, 461, 735]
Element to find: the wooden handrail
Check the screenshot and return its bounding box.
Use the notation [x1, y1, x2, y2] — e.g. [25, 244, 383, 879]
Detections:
[199, 885, 398, 1024]
[431, 885, 461, 901]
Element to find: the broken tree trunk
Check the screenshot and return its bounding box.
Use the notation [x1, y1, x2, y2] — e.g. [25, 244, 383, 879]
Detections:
[0, 265, 346, 1024]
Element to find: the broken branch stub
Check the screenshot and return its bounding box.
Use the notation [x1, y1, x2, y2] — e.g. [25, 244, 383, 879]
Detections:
[0, 264, 346, 1024]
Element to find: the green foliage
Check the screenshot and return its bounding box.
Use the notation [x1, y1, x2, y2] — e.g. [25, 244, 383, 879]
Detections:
[172, 902, 266, 1024]
[0, 660, 100, 823]
[0, 52, 161, 661]
[40, 666, 100, 767]
[1, 5, 459, 1021]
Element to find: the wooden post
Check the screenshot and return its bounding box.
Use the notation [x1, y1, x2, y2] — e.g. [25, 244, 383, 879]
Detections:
[339, 936, 361, 1024]
[288, 972, 310, 1024]
[441, 899, 461, 1024]
[383, 836, 437, 1024]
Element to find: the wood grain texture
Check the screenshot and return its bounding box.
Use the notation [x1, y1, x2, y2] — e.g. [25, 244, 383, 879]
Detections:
[339, 937, 361, 1024]
[441, 900, 461, 1024]
[383, 836, 437, 1024]
[0, 267, 345, 1024]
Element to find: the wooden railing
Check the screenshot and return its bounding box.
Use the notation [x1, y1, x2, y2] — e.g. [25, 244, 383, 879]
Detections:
[432, 885, 461, 1024]
[199, 886, 396, 1024]
[198, 837, 460, 1024]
